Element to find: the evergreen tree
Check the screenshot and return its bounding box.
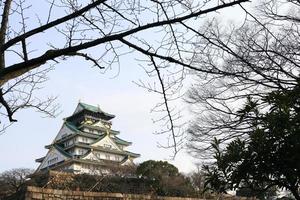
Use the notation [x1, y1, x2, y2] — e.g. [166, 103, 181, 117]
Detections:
[204, 83, 300, 199]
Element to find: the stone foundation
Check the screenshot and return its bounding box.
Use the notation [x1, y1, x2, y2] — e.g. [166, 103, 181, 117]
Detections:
[25, 186, 255, 200]
[25, 186, 206, 200]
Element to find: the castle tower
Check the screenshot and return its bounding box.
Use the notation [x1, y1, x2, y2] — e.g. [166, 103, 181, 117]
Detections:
[35, 102, 140, 174]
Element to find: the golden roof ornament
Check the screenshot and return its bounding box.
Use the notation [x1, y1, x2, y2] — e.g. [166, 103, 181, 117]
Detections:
[104, 123, 112, 135]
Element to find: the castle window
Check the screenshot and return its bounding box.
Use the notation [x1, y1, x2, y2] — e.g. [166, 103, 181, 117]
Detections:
[81, 137, 89, 144]
[78, 149, 86, 155]
[105, 154, 110, 160]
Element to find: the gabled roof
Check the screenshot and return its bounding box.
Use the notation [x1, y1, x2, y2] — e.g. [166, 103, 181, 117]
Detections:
[48, 126, 130, 149]
[90, 134, 106, 145]
[91, 134, 122, 151]
[52, 121, 78, 143]
[78, 102, 115, 118]
[36, 144, 72, 171]
[49, 129, 101, 148]
[37, 144, 71, 162]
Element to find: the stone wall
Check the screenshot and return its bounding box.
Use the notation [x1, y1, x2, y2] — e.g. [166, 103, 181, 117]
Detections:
[25, 186, 254, 200]
[25, 186, 202, 200]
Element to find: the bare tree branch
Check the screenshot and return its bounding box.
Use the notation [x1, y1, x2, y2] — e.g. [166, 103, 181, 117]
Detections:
[0, 0, 250, 154]
[187, 0, 300, 158]
[2, 0, 107, 51]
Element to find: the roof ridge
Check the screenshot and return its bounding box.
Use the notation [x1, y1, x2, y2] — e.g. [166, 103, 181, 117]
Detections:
[113, 136, 132, 145]
[78, 102, 115, 118]
[79, 102, 101, 111]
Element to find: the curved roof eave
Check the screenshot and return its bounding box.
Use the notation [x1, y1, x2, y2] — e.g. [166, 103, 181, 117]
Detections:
[79, 102, 115, 118]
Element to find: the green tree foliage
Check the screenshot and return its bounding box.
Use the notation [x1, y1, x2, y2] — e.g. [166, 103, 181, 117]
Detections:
[204, 84, 300, 199]
[137, 160, 179, 179]
[71, 174, 155, 194]
[137, 160, 195, 197]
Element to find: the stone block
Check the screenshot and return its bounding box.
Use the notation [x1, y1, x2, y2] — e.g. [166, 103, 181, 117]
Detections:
[32, 192, 43, 199]
[62, 190, 72, 195]
[27, 186, 41, 193]
[44, 188, 55, 194]
[73, 191, 83, 195]
[53, 189, 63, 195]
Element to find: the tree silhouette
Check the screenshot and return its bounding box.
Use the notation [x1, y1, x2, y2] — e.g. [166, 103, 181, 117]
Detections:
[187, 0, 300, 157]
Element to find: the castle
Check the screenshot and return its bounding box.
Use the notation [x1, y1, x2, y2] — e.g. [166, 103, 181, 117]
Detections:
[35, 102, 140, 174]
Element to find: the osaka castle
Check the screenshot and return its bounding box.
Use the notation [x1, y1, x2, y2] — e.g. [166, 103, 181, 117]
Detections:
[35, 102, 140, 174]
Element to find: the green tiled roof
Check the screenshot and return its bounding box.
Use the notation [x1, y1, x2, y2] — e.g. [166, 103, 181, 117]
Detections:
[65, 121, 79, 132]
[124, 151, 140, 158]
[35, 156, 45, 162]
[113, 136, 132, 146]
[64, 143, 139, 158]
[45, 158, 121, 172]
[53, 129, 101, 145]
[54, 144, 72, 158]
[79, 102, 115, 118]
[36, 144, 71, 163]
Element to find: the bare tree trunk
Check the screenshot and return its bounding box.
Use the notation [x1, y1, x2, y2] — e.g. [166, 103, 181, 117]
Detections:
[0, 0, 13, 69]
